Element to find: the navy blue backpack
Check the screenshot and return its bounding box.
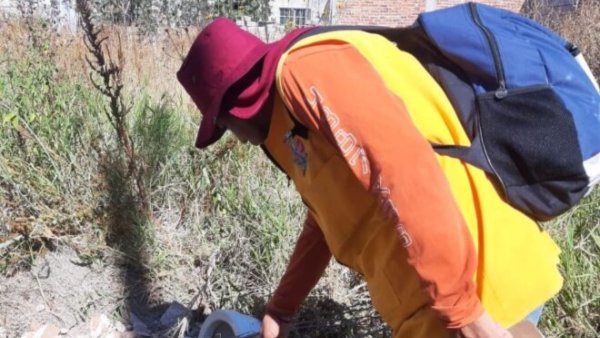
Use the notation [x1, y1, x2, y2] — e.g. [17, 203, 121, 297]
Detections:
[298, 2, 600, 221]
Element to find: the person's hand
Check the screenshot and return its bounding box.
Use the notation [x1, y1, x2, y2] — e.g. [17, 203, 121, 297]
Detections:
[459, 310, 513, 338]
[260, 313, 290, 338]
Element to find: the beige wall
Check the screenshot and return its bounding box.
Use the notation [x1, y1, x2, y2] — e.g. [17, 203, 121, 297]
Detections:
[335, 0, 525, 26]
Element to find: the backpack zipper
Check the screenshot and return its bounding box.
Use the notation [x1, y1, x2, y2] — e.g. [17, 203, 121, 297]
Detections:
[475, 110, 508, 199]
[468, 2, 509, 199]
[468, 2, 508, 99]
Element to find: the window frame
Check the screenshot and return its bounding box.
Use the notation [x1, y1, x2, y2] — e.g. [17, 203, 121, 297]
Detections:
[279, 7, 310, 26]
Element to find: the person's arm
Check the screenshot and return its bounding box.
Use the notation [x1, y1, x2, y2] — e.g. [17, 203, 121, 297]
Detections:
[264, 213, 331, 322]
[278, 39, 482, 328]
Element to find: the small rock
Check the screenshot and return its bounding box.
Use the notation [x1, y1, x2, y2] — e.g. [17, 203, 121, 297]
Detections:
[114, 322, 127, 333]
[35, 304, 46, 312]
[89, 314, 112, 338]
[201, 303, 212, 316]
[59, 328, 68, 335]
[159, 302, 190, 328]
[117, 332, 137, 338]
[35, 324, 60, 338]
[30, 321, 42, 331]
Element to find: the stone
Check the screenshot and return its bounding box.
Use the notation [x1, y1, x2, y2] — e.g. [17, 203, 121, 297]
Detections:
[29, 321, 42, 331]
[34, 324, 61, 338]
[114, 321, 127, 333]
[117, 332, 137, 338]
[159, 302, 190, 328]
[89, 314, 112, 338]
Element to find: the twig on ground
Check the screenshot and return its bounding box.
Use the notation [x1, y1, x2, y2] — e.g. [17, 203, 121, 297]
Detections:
[29, 247, 51, 310]
[0, 235, 24, 250]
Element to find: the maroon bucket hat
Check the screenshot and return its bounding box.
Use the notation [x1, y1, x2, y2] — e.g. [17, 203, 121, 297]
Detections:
[177, 18, 312, 148]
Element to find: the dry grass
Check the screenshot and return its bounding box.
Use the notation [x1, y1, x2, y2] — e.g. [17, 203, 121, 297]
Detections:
[0, 2, 598, 337]
[524, 0, 600, 78]
[0, 9, 371, 336]
[0, 17, 198, 101]
[520, 2, 600, 337]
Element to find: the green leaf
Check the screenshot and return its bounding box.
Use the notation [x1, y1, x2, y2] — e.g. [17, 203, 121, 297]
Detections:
[3, 112, 17, 124]
[27, 112, 37, 123]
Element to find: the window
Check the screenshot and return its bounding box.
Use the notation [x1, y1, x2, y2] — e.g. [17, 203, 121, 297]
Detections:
[279, 7, 310, 26]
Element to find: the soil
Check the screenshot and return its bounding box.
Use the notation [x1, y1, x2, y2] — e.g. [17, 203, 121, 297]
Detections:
[0, 246, 124, 336]
[0, 246, 206, 338]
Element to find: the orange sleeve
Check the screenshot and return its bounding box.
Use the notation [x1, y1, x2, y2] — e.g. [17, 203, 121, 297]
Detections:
[278, 43, 482, 327]
[266, 213, 332, 320]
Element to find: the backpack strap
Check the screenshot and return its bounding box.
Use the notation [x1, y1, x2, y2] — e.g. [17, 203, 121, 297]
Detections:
[432, 134, 494, 174]
[288, 25, 487, 171]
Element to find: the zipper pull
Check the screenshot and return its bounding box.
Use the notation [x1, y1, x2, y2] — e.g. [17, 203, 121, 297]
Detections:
[495, 80, 508, 99]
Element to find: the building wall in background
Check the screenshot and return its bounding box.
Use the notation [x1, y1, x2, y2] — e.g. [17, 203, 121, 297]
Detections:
[0, 0, 78, 32]
[0, 0, 571, 37]
[334, 0, 526, 26]
[270, 0, 331, 26]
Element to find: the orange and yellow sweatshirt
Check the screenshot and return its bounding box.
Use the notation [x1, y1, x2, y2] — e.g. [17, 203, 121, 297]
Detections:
[264, 31, 562, 334]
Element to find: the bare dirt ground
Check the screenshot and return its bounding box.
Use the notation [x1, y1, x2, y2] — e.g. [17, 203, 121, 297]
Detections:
[0, 243, 385, 338]
[1, 246, 124, 336]
[0, 246, 206, 338]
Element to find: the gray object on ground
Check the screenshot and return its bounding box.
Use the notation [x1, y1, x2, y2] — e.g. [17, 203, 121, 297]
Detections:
[198, 310, 260, 338]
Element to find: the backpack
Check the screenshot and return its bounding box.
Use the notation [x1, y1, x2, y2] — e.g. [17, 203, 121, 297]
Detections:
[295, 2, 600, 221]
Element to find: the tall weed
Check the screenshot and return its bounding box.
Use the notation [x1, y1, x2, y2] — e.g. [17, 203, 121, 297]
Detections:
[0, 45, 106, 274]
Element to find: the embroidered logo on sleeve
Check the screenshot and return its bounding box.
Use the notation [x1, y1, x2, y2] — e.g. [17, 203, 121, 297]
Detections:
[284, 131, 308, 173]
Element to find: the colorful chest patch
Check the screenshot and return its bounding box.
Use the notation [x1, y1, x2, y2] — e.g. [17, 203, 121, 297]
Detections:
[284, 131, 308, 173]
